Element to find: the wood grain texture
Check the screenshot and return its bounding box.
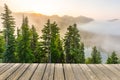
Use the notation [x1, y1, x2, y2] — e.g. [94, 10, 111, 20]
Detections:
[0, 64, 120, 80]
[63, 64, 75, 80]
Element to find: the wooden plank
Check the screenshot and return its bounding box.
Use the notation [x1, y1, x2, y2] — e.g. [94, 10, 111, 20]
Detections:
[0, 63, 9, 72]
[103, 64, 120, 78]
[0, 63, 6, 68]
[111, 64, 120, 71]
[0, 63, 21, 80]
[30, 64, 46, 80]
[48, 64, 54, 80]
[42, 64, 54, 80]
[71, 64, 87, 80]
[54, 64, 64, 80]
[18, 64, 38, 80]
[88, 64, 110, 80]
[80, 64, 99, 80]
[117, 64, 120, 71]
[1, 64, 120, 80]
[7, 64, 30, 80]
[0, 63, 14, 75]
[96, 64, 119, 80]
[63, 64, 75, 80]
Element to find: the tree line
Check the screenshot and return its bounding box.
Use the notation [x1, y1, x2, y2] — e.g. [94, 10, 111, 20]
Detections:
[0, 4, 119, 64]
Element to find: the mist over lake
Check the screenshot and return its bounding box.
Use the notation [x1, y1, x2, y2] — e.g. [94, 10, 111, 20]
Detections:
[79, 20, 120, 36]
[78, 20, 120, 63]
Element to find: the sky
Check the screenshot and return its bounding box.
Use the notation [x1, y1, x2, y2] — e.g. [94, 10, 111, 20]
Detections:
[0, 0, 120, 20]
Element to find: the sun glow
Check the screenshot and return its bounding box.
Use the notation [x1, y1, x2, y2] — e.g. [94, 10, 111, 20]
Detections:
[1, 0, 68, 16]
[1, 0, 120, 20]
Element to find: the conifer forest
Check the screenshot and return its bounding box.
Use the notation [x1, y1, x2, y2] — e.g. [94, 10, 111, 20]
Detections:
[0, 4, 119, 64]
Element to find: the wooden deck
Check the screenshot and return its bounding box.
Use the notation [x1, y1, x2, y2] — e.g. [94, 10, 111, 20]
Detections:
[0, 64, 120, 80]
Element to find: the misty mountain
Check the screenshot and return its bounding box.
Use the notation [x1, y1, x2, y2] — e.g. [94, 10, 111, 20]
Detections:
[0, 5, 93, 36]
[0, 5, 94, 40]
[79, 21, 120, 56]
[12, 12, 93, 36]
[108, 19, 119, 22]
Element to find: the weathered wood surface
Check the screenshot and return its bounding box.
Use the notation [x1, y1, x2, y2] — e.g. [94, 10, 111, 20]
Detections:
[0, 64, 120, 80]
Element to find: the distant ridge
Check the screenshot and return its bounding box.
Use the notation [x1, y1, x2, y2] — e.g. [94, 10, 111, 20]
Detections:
[108, 19, 119, 22]
[0, 5, 93, 33]
[12, 12, 94, 36]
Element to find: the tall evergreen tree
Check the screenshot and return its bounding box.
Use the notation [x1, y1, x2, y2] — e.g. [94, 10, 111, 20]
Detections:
[56, 37, 65, 63]
[96, 51, 102, 63]
[16, 27, 22, 62]
[30, 25, 39, 62]
[50, 22, 64, 63]
[79, 42, 85, 63]
[107, 51, 118, 64]
[41, 19, 51, 62]
[106, 56, 111, 64]
[41, 20, 64, 63]
[64, 24, 82, 63]
[1, 4, 16, 62]
[0, 35, 5, 59]
[17, 16, 35, 63]
[91, 46, 101, 64]
[17, 27, 20, 37]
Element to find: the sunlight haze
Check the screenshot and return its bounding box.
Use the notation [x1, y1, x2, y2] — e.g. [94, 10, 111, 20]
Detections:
[0, 0, 120, 20]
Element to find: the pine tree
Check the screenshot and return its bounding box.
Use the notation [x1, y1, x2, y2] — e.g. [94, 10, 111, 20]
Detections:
[17, 27, 20, 37]
[50, 22, 64, 63]
[91, 46, 97, 63]
[91, 46, 101, 64]
[16, 27, 22, 62]
[0, 35, 5, 59]
[107, 51, 118, 64]
[79, 42, 85, 63]
[1, 4, 16, 62]
[106, 56, 111, 64]
[56, 37, 65, 63]
[41, 20, 64, 63]
[41, 19, 51, 62]
[30, 25, 39, 62]
[17, 16, 35, 63]
[96, 51, 102, 63]
[64, 24, 82, 63]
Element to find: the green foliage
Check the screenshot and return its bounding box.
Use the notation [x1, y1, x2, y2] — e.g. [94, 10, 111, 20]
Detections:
[56, 38, 65, 63]
[106, 51, 118, 64]
[34, 42, 44, 63]
[106, 56, 111, 64]
[50, 22, 64, 63]
[30, 25, 39, 62]
[91, 46, 102, 64]
[64, 24, 84, 63]
[41, 20, 64, 63]
[41, 19, 51, 62]
[17, 17, 35, 63]
[79, 42, 85, 63]
[0, 36, 5, 59]
[1, 4, 16, 62]
[85, 57, 92, 64]
[96, 51, 102, 63]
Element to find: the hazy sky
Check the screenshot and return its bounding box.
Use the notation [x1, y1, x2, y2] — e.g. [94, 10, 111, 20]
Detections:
[0, 0, 120, 20]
